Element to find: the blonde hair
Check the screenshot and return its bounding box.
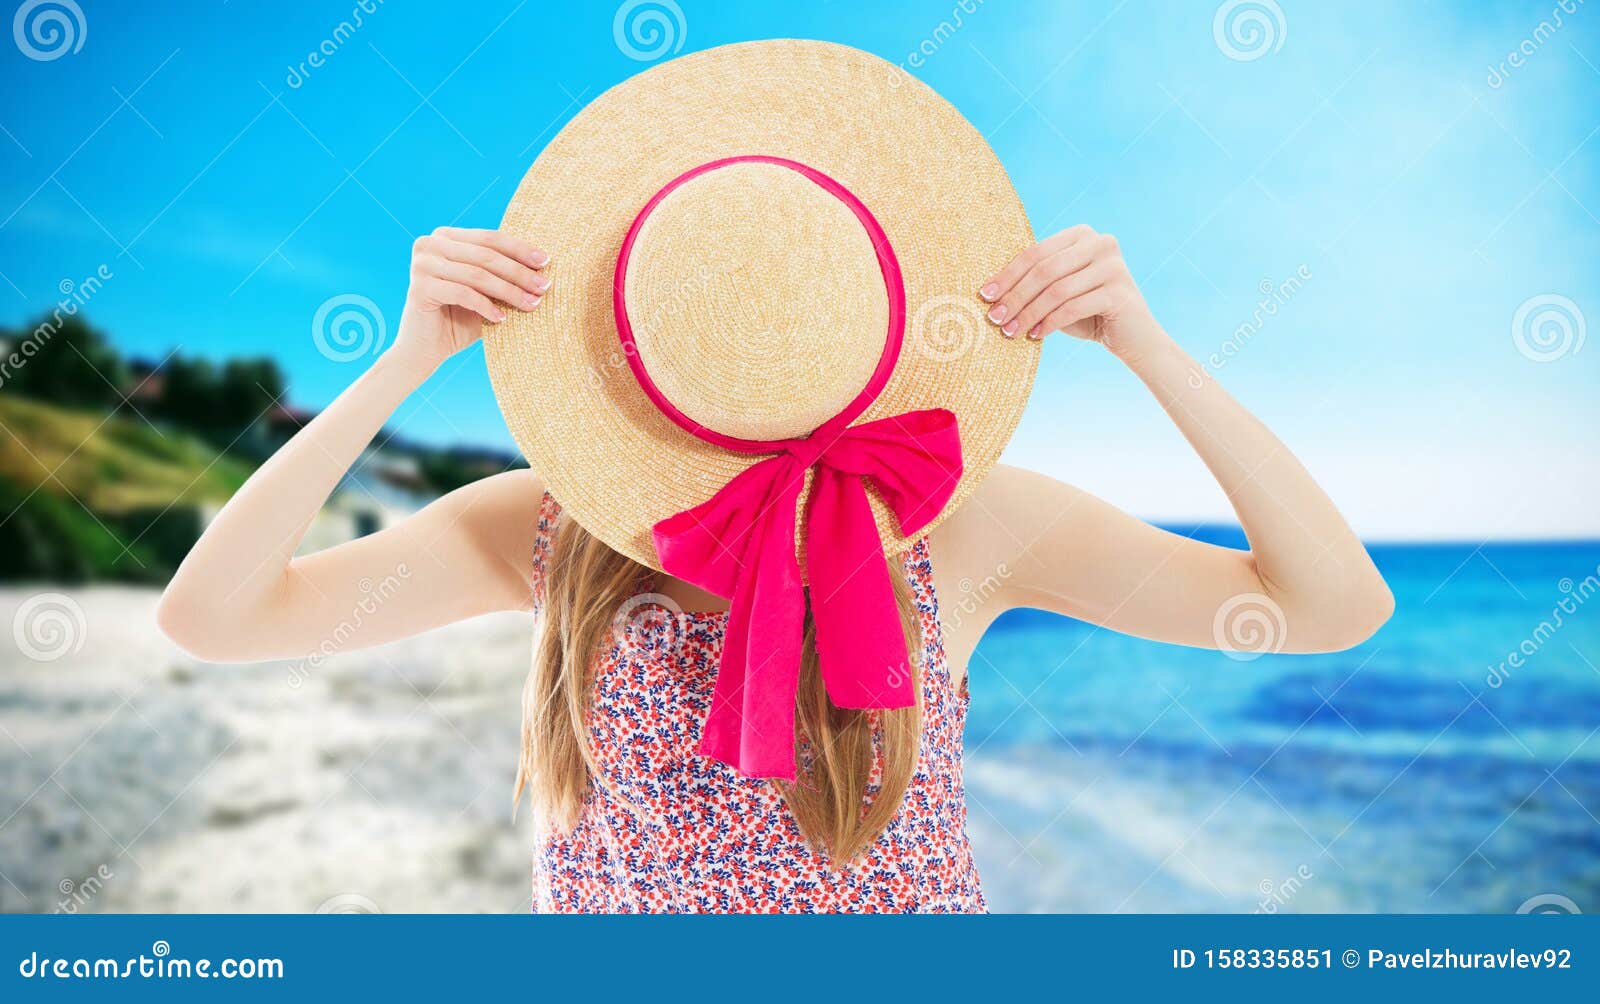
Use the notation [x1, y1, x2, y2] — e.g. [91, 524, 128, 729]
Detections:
[514, 512, 923, 864]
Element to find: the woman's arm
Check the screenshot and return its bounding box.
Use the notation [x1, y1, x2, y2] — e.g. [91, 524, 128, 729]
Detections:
[156, 227, 551, 662]
[933, 225, 1392, 668]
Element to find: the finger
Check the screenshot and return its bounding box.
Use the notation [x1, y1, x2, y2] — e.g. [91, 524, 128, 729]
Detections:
[1033, 288, 1117, 340]
[979, 224, 1094, 305]
[989, 245, 1098, 334]
[437, 237, 549, 297]
[419, 277, 504, 322]
[1011, 264, 1110, 338]
[428, 258, 540, 311]
[432, 227, 548, 269]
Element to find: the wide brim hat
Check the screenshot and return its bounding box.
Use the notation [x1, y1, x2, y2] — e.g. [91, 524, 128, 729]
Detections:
[485, 38, 1039, 571]
[486, 39, 1040, 780]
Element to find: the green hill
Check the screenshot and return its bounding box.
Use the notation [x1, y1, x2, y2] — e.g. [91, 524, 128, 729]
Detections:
[0, 394, 255, 582]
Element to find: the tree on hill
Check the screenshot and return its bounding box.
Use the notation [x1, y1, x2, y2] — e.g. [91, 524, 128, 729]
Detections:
[1, 313, 287, 454]
[143, 355, 285, 453]
[1, 314, 128, 408]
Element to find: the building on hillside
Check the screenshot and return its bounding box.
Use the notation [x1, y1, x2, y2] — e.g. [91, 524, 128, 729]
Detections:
[295, 448, 434, 553]
[125, 358, 166, 404]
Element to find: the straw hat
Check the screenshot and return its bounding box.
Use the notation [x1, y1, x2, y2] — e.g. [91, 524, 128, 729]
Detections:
[485, 38, 1038, 572]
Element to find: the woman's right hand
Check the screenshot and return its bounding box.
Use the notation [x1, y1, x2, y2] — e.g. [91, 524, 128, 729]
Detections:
[391, 226, 549, 373]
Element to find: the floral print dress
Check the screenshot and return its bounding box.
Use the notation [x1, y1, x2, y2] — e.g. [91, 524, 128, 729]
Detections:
[529, 492, 985, 913]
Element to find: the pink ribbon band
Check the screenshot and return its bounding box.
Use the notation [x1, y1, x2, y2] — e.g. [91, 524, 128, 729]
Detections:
[615, 156, 964, 781]
[614, 156, 906, 452]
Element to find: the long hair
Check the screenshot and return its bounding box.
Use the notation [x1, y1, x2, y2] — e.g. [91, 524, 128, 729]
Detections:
[513, 512, 923, 864]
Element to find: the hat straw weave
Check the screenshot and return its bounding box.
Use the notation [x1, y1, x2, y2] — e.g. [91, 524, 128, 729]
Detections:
[485, 39, 1039, 571]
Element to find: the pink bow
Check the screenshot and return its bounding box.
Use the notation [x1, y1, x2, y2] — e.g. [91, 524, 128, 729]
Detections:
[651, 408, 963, 781]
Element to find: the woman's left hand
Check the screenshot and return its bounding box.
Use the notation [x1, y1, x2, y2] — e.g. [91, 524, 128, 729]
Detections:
[979, 225, 1165, 361]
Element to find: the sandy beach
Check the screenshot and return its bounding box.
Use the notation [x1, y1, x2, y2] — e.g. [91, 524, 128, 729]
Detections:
[1, 586, 539, 914]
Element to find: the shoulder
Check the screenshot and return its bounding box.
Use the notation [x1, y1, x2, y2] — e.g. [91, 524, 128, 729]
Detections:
[431, 467, 545, 528]
[931, 463, 1089, 563]
[923, 464, 1083, 668]
[425, 467, 547, 609]
[927, 464, 1104, 615]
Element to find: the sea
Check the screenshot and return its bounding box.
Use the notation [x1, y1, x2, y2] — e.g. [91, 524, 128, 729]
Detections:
[963, 534, 1600, 914]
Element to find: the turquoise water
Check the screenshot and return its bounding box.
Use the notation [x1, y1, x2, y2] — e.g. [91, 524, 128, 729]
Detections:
[964, 537, 1600, 914]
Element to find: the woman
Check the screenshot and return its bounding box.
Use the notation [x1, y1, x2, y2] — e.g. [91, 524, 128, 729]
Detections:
[157, 219, 1392, 909]
[158, 40, 1391, 913]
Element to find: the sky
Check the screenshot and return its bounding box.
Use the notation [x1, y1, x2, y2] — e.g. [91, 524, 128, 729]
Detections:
[0, 0, 1595, 540]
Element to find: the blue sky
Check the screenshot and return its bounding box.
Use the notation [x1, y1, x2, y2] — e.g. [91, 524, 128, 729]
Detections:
[0, 1, 1595, 539]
